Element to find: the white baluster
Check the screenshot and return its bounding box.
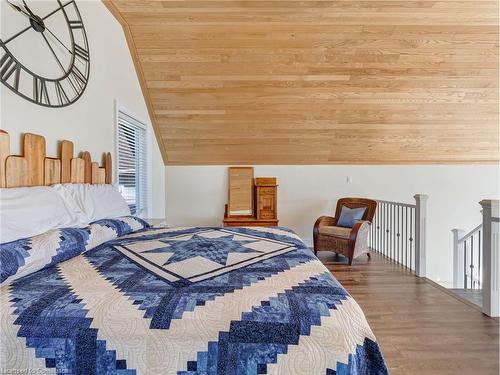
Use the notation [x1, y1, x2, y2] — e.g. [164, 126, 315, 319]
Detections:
[452, 229, 465, 288]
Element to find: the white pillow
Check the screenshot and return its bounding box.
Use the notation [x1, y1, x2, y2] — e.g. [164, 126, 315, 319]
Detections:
[52, 183, 130, 224]
[0, 186, 80, 244]
[89, 184, 131, 221]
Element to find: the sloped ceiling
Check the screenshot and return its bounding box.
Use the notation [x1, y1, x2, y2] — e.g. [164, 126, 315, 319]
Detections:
[104, 0, 499, 165]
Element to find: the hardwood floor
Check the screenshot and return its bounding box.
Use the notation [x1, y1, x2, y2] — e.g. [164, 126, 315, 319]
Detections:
[318, 251, 499, 374]
[450, 289, 483, 308]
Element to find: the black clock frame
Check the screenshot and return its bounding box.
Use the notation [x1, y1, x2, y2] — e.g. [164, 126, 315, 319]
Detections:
[0, 0, 90, 108]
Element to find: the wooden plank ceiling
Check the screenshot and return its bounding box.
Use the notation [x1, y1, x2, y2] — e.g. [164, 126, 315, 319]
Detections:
[105, 0, 499, 165]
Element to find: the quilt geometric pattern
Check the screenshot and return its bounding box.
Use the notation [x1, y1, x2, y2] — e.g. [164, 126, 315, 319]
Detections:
[7, 266, 133, 374]
[0, 216, 150, 284]
[1, 225, 389, 375]
[112, 228, 297, 283]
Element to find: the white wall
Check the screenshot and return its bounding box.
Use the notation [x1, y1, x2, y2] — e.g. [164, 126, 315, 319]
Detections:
[165, 165, 499, 285]
[0, 0, 165, 218]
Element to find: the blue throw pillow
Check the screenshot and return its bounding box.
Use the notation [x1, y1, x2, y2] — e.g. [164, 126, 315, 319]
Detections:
[337, 206, 366, 228]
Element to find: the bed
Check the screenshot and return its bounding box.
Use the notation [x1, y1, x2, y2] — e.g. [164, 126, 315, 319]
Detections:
[0, 131, 388, 374]
[1, 217, 388, 374]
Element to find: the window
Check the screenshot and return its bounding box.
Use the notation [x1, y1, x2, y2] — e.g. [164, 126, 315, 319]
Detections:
[117, 110, 148, 216]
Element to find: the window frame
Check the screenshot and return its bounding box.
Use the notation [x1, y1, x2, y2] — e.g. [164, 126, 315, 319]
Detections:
[114, 103, 152, 217]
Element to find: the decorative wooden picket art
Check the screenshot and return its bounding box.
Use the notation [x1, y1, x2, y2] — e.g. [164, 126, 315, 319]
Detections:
[0, 130, 112, 188]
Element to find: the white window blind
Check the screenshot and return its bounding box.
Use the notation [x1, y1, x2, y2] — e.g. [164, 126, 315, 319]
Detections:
[117, 110, 148, 216]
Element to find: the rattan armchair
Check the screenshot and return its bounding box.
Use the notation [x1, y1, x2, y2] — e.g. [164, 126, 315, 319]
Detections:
[313, 198, 377, 265]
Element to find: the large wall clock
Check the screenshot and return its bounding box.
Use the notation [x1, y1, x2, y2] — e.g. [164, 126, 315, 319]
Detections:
[0, 0, 89, 107]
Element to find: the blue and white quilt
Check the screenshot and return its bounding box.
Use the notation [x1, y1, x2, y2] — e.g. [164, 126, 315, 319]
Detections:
[0, 219, 388, 375]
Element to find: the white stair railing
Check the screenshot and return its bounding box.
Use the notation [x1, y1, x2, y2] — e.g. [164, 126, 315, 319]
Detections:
[453, 200, 500, 317]
[452, 224, 482, 289]
[369, 194, 428, 277]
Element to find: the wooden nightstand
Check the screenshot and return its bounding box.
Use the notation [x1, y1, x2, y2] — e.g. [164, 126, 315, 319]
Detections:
[222, 174, 279, 228]
[223, 204, 278, 227]
[223, 216, 279, 227]
[255, 177, 278, 221]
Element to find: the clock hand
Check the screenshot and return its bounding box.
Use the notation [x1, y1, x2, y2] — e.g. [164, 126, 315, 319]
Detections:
[6, 0, 34, 19]
[5, 1, 70, 55]
[6, 0, 46, 35]
[21, 0, 35, 16]
[2, 0, 73, 45]
[40, 32, 66, 73]
[9, 0, 72, 55]
[40, 32, 79, 96]
[43, 27, 72, 54]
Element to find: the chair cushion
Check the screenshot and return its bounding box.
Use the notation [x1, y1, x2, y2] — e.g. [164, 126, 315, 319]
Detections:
[337, 206, 366, 228]
[318, 225, 352, 239]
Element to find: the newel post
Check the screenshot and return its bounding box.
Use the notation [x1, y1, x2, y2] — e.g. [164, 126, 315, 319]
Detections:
[480, 200, 499, 317]
[414, 194, 428, 278]
[452, 229, 465, 288]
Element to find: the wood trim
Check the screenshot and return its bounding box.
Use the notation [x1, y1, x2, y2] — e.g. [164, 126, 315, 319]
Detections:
[71, 158, 85, 183]
[107, 1, 499, 165]
[60, 140, 74, 184]
[44, 158, 61, 186]
[5, 156, 28, 188]
[104, 152, 112, 184]
[91, 162, 100, 184]
[223, 216, 278, 227]
[98, 168, 106, 184]
[24, 133, 46, 186]
[102, 0, 168, 164]
[81, 151, 92, 183]
[1, 131, 112, 188]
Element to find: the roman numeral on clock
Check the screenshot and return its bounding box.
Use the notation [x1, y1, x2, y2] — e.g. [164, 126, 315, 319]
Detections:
[55, 81, 70, 106]
[33, 76, 50, 105]
[68, 20, 83, 29]
[0, 53, 21, 89]
[74, 44, 89, 62]
[68, 65, 87, 91]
